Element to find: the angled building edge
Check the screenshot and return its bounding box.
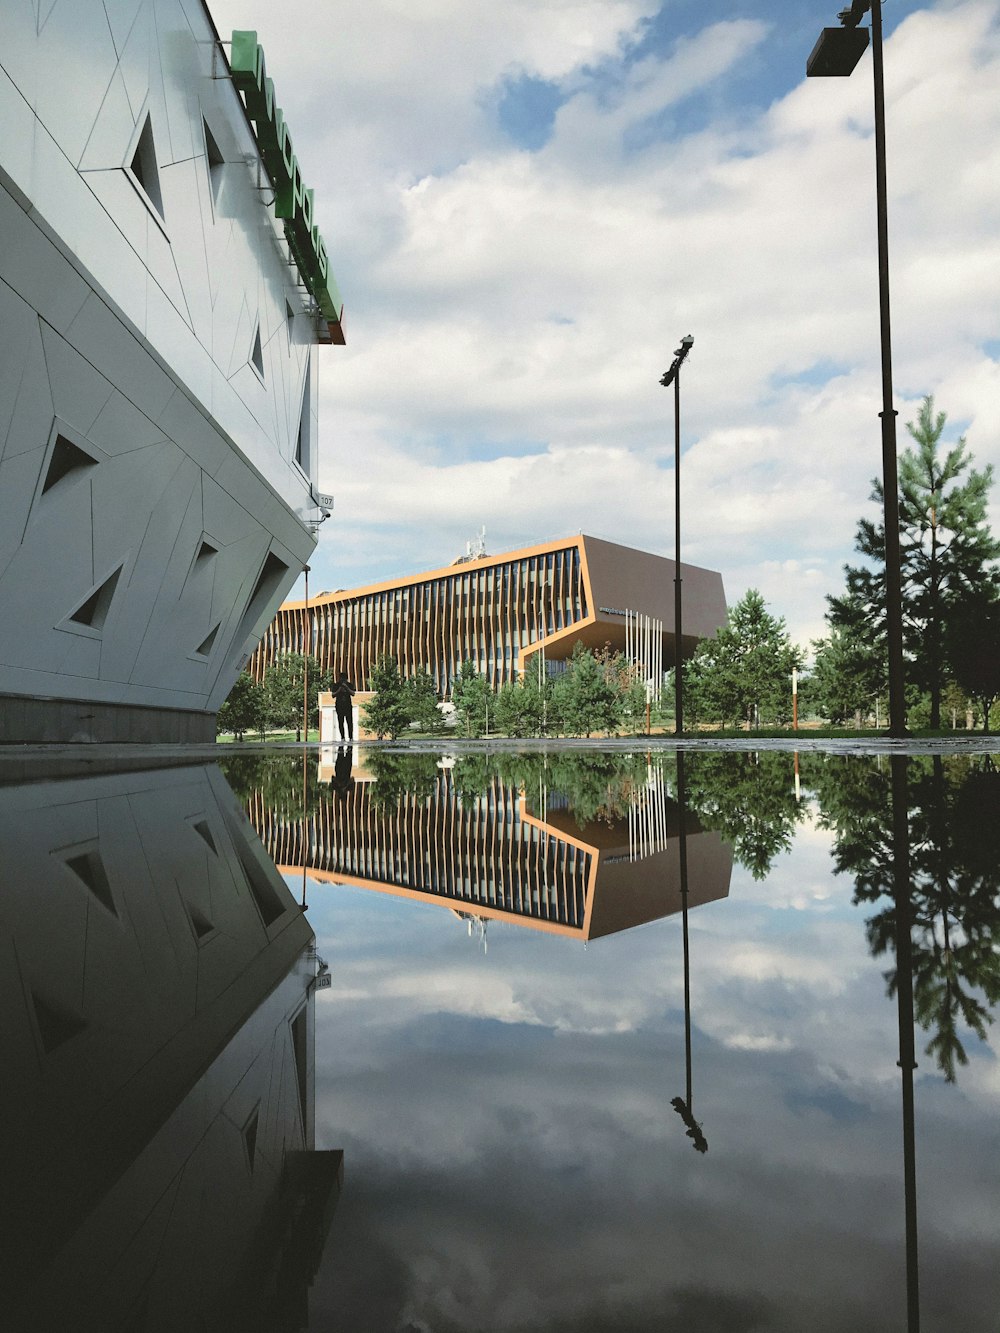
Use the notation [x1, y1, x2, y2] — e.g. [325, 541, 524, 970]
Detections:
[253, 533, 727, 698]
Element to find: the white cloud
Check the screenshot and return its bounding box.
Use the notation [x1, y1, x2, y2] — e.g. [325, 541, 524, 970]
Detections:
[209, 2, 1000, 644]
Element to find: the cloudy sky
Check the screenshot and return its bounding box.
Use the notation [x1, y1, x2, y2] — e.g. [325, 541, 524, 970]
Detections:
[293, 782, 1000, 1330]
[208, 0, 1000, 650]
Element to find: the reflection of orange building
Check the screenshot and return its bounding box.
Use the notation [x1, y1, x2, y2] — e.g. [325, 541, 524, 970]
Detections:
[249, 768, 731, 941]
[250, 534, 727, 697]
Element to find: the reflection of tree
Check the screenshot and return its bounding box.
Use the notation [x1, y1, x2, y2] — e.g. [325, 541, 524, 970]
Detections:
[220, 753, 323, 819]
[681, 751, 806, 880]
[364, 751, 440, 811]
[450, 751, 651, 828]
[816, 755, 1000, 1082]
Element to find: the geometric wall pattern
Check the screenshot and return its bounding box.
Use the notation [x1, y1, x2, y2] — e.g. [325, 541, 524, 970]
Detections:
[0, 1, 337, 729]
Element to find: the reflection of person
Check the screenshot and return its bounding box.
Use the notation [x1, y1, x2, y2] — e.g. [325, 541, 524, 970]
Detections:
[333, 670, 356, 741]
[332, 745, 355, 800]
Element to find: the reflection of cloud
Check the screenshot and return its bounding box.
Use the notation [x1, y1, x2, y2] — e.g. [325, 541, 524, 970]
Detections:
[306, 838, 1000, 1330]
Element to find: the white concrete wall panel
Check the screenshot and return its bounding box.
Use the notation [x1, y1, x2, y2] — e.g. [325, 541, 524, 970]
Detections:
[0, 0, 334, 723]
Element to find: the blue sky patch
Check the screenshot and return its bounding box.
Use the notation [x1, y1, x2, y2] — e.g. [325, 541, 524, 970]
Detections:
[496, 72, 566, 150]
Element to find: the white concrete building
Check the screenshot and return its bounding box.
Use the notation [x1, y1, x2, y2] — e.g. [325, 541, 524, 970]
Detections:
[0, 2, 344, 741]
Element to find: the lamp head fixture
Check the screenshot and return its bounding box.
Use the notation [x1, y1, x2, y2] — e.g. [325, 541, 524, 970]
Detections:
[660, 334, 694, 387]
[808, 2, 871, 75]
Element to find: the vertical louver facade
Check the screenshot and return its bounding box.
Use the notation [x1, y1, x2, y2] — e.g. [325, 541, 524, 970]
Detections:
[251, 534, 728, 698]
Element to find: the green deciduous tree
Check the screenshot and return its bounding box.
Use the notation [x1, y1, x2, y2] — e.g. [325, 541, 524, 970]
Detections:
[685, 589, 802, 729]
[261, 653, 329, 740]
[216, 672, 264, 741]
[451, 659, 493, 737]
[363, 655, 411, 739]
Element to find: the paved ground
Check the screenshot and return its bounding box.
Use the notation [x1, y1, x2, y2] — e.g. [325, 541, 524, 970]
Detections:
[3, 731, 999, 782]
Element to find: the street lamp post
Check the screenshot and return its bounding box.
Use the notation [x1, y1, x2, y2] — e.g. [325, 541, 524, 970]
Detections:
[660, 334, 694, 736]
[302, 563, 311, 743]
[807, 1, 907, 737]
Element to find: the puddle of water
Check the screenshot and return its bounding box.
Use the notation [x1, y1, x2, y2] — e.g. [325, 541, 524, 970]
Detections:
[2, 748, 998, 1331]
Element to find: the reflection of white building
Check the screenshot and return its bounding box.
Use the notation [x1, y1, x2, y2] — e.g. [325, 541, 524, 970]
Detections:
[0, 763, 341, 1331]
[0, 4, 344, 741]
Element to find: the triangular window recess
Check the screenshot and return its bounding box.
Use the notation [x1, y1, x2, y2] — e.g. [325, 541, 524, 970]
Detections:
[237, 551, 289, 643]
[296, 363, 311, 470]
[203, 118, 224, 202]
[188, 905, 214, 939]
[43, 434, 98, 494]
[31, 989, 87, 1055]
[130, 114, 164, 218]
[195, 623, 220, 657]
[250, 323, 264, 378]
[243, 1106, 260, 1171]
[193, 819, 217, 855]
[238, 842, 286, 927]
[69, 565, 122, 632]
[63, 847, 116, 916]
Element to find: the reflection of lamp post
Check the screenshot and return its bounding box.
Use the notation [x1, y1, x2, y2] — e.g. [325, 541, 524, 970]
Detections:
[660, 335, 694, 737]
[301, 564, 312, 911]
[888, 753, 920, 1330]
[671, 751, 708, 1153]
[807, 3, 906, 738]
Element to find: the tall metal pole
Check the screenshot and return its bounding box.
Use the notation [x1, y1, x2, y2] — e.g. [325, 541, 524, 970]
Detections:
[302, 564, 310, 743]
[674, 369, 683, 736]
[807, 3, 906, 735]
[871, 1, 907, 737]
[660, 335, 693, 737]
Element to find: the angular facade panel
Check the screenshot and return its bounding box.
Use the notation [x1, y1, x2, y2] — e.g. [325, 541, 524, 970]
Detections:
[0, 2, 344, 741]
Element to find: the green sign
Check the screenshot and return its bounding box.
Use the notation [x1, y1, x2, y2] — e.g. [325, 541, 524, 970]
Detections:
[230, 30, 345, 344]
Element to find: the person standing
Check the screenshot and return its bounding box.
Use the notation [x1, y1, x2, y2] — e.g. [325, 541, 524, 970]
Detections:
[333, 670, 356, 741]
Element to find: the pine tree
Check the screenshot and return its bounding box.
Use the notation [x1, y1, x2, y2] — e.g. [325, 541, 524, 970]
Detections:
[809, 622, 884, 725]
[829, 396, 1000, 728]
[405, 670, 445, 734]
[552, 643, 619, 737]
[685, 589, 802, 728]
[947, 596, 1000, 732]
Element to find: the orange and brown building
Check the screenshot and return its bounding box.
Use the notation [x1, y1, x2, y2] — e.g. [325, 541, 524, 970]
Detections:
[250, 534, 726, 698]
